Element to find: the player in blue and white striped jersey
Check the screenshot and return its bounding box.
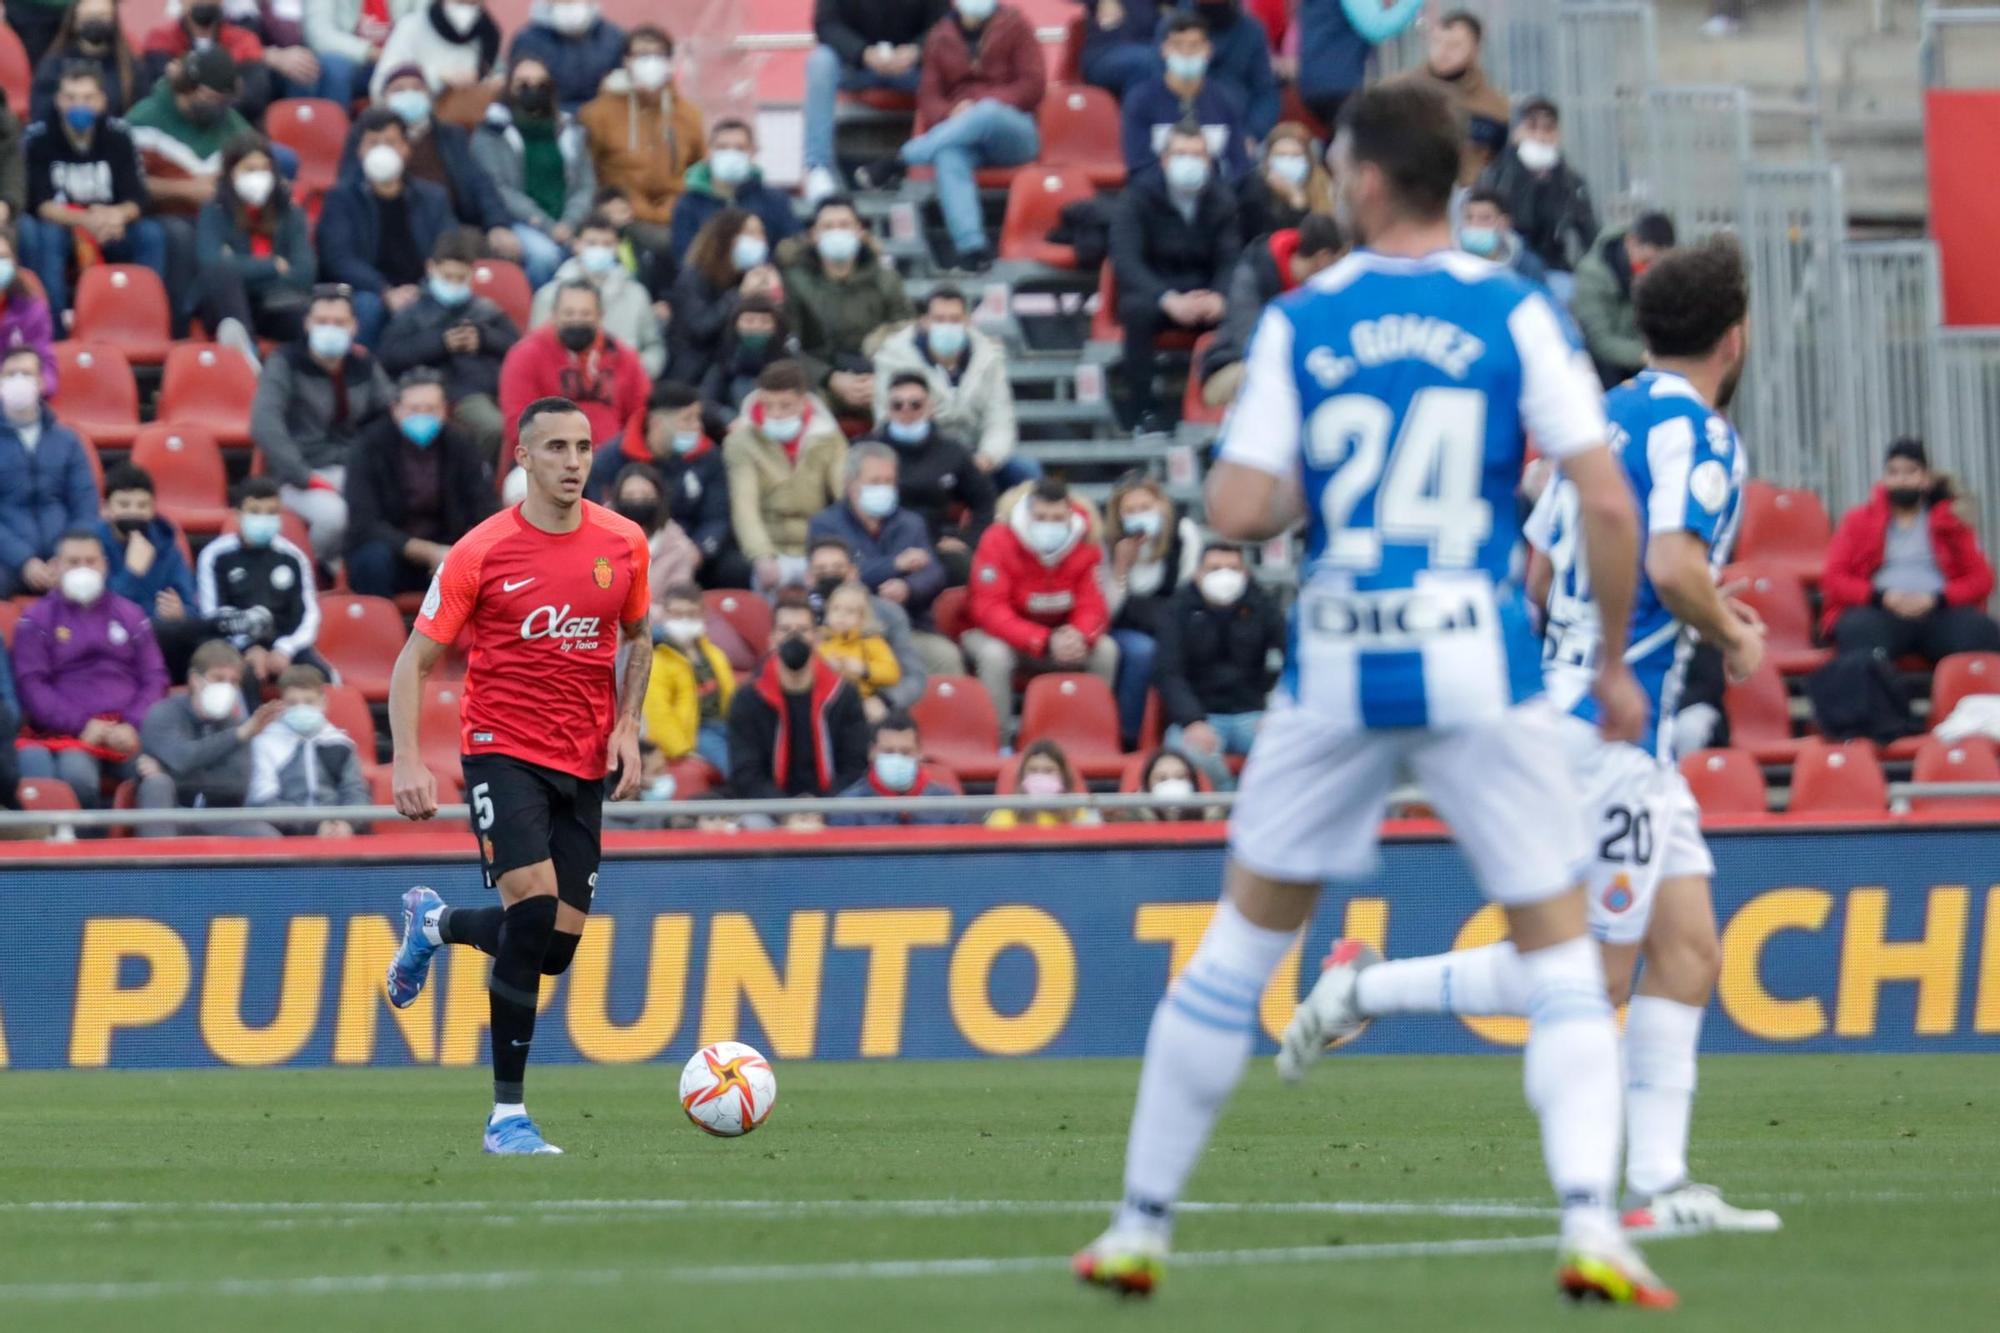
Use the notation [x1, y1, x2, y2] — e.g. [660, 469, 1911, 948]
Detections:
[1329, 239, 1781, 1239]
[1077, 84, 1673, 1309]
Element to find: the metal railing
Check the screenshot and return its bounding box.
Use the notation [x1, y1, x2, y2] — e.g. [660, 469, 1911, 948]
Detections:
[1641, 85, 1753, 239]
[1919, 5, 2000, 86]
[1838, 241, 1941, 516]
[1550, 0, 1658, 225]
[1927, 329, 2000, 554]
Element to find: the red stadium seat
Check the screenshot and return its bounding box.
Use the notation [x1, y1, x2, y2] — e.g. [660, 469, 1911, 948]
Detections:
[1182, 332, 1226, 426]
[315, 594, 407, 702]
[1017, 672, 1126, 779]
[1090, 262, 1198, 350]
[923, 762, 964, 795]
[1137, 688, 1164, 750]
[704, 589, 771, 659]
[322, 682, 379, 766]
[1930, 651, 2000, 729]
[1678, 748, 1768, 816]
[158, 343, 258, 449]
[50, 342, 141, 446]
[1039, 83, 1125, 187]
[265, 98, 350, 198]
[931, 585, 970, 642]
[997, 167, 1097, 268]
[418, 682, 466, 781]
[0, 26, 29, 125]
[366, 768, 437, 835]
[1735, 481, 1832, 584]
[1908, 736, 2000, 818]
[1057, 13, 1086, 84]
[1787, 737, 1888, 816]
[15, 779, 81, 812]
[471, 259, 534, 330]
[1722, 563, 1830, 676]
[130, 424, 231, 532]
[0, 599, 20, 647]
[666, 755, 722, 798]
[72, 265, 173, 365]
[843, 87, 916, 113]
[911, 674, 1002, 783]
[1723, 660, 1805, 764]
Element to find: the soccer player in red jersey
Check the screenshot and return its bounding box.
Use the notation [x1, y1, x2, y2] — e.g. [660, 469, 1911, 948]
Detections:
[382, 396, 652, 1155]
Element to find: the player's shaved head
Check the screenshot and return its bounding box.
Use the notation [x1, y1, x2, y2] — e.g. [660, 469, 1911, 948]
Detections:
[517, 397, 590, 450]
[1334, 84, 1461, 234]
[514, 397, 593, 511]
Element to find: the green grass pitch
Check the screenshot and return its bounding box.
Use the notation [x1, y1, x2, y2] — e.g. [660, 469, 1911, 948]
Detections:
[0, 1055, 1994, 1331]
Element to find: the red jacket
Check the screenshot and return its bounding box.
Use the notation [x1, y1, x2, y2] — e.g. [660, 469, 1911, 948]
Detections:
[916, 6, 1047, 133]
[1819, 484, 1996, 636]
[968, 499, 1109, 655]
[497, 326, 651, 450]
[142, 19, 266, 62]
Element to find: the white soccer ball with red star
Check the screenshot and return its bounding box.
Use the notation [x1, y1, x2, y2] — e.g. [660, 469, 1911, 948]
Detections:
[679, 1041, 777, 1137]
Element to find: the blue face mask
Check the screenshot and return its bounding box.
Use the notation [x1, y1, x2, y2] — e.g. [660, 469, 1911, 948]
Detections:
[1459, 226, 1500, 257]
[885, 418, 930, 446]
[926, 321, 967, 360]
[873, 751, 919, 792]
[64, 105, 99, 135]
[429, 274, 471, 306]
[387, 89, 432, 127]
[281, 703, 326, 736]
[239, 512, 282, 547]
[0, 259, 15, 290]
[1164, 53, 1209, 82]
[857, 483, 899, 520]
[307, 323, 353, 361]
[671, 429, 701, 454]
[400, 412, 444, 447]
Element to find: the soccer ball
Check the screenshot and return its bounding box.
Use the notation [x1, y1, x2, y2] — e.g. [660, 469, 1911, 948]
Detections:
[679, 1041, 777, 1137]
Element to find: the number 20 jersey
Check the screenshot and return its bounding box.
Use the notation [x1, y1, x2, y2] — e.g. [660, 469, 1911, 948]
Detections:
[1218, 249, 1609, 731]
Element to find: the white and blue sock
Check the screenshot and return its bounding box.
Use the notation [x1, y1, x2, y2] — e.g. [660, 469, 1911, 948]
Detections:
[1518, 936, 1623, 1241]
[1623, 995, 1703, 1198]
[1355, 941, 1533, 1017]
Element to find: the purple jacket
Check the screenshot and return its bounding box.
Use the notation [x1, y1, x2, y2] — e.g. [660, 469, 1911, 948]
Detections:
[12, 591, 168, 737]
[0, 290, 58, 395]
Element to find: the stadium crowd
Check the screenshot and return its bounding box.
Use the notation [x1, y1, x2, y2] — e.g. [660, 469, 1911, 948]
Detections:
[1, 1, 1996, 833]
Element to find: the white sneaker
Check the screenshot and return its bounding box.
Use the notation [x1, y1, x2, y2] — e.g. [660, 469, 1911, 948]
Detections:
[803, 166, 841, 206]
[1275, 938, 1381, 1082]
[1623, 1182, 1781, 1234]
[216, 317, 261, 371]
[1558, 1218, 1678, 1308]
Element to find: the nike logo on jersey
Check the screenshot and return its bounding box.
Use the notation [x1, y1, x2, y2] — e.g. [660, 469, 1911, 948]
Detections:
[510, 1039, 532, 1047]
[502, 577, 536, 592]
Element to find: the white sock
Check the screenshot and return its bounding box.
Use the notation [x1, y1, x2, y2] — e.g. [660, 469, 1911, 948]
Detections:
[1355, 942, 1533, 1017]
[1115, 899, 1298, 1236]
[490, 1102, 526, 1124]
[1518, 936, 1623, 1240]
[1623, 995, 1703, 1198]
[421, 904, 446, 947]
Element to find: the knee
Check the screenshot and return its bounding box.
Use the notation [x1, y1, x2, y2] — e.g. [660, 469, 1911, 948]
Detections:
[539, 930, 582, 976]
[1646, 927, 1722, 1003]
[969, 635, 1013, 674]
[1119, 631, 1156, 674]
[136, 772, 178, 808]
[806, 44, 840, 82]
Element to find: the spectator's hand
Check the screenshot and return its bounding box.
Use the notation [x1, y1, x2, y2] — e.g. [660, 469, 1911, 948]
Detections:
[487, 227, 524, 261]
[753, 555, 784, 590]
[937, 536, 968, 556]
[123, 529, 157, 576]
[273, 256, 290, 276]
[136, 754, 164, 780]
[264, 651, 293, 679]
[154, 586, 185, 620]
[104, 723, 141, 755]
[950, 99, 975, 119]
[392, 754, 438, 820]
[1111, 534, 1144, 577]
[653, 299, 672, 327]
[1273, 53, 1298, 81]
[1885, 590, 1937, 619]
[444, 323, 480, 355]
[385, 284, 422, 312]
[891, 44, 921, 73]
[80, 718, 114, 747]
[267, 46, 320, 86]
[1049, 625, 1087, 665]
[1190, 291, 1227, 322]
[316, 819, 353, 838]
[551, 223, 574, 245]
[1160, 291, 1195, 324]
[608, 719, 643, 800]
[366, 43, 384, 62]
[237, 699, 286, 741]
[740, 265, 781, 299]
[0, 201, 11, 225]
[972, 453, 1000, 473]
[878, 578, 910, 604]
[863, 695, 888, 724]
[783, 811, 825, 832]
[1096, 0, 1126, 29]
[863, 44, 897, 75]
[893, 548, 931, 573]
[1181, 720, 1221, 755]
[21, 558, 53, 591]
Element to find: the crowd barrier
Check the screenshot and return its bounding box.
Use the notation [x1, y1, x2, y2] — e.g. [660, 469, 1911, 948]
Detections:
[0, 819, 1994, 1070]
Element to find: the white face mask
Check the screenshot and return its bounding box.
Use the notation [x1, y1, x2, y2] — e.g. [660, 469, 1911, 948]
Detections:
[233, 168, 276, 207]
[1268, 153, 1310, 186]
[710, 147, 752, 185]
[1150, 776, 1196, 799]
[549, 1, 594, 35]
[1200, 567, 1247, 606]
[815, 228, 861, 266]
[730, 234, 769, 271]
[664, 617, 705, 646]
[1516, 138, 1560, 172]
[282, 703, 326, 736]
[0, 371, 39, 419]
[60, 565, 105, 605]
[362, 143, 405, 186]
[763, 414, 802, 443]
[197, 679, 240, 721]
[628, 54, 673, 92]
[1164, 154, 1211, 193]
[1027, 518, 1071, 556]
[1122, 508, 1162, 539]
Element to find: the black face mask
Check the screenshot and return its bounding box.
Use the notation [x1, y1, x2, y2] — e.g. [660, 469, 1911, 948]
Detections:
[77, 19, 117, 45]
[189, 2, 222, 26]
[616, 500, 660, 531]
[812, 574, 846, 605]
[557, 323, 596, 352]
[512, 85, 555, 116]
[1887, 485, 1926, 510]
[776, 635, 813, 671]
[113, 516, 150, 537]
[736, 330, 772, 354]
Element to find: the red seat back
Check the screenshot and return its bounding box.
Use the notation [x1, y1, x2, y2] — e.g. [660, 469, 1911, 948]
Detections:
[704, 589, 772, 659]
[159, 343, 259, 447]
[997, 167, 1096, 267]
[1039, 83, 1125, 186]
[265, 98, 350, 196]
[1909, 736, 2000, 817]
[50, 342, 141, 445]
[910, 674, 1001, 782]
[315, 594, 408, 702]
[931, 585, 970, 642]
[1930, 652, 2000, 731]
[471, 259, 534, 331]
[16, 778, 81, 812]
[72, 265, 173, 363]
[322, 682, 379, 766]
[1677, 747, 1767, 815]
[1735, 480, 1832, 579]
[1787, 737, 1888, 815]
[0, 600, 20, 647]
[1723, 562, 1825, 673]
[1018, 672, 1125, 777]
[131, 424, 231, 531]
[1723, 660, 1798, 758]
[0, 26, 30, 123]
[418, 681, 466, 781]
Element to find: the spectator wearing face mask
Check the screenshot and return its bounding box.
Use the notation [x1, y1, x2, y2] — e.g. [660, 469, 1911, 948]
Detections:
[780, 196, 914, 388]
[367, 65, 537, 280]
[1118, 747, 1218, 823]
[0, 229, 57, 394]
[606, 382, 748, 588]
[509, 0, 628, 114]
[93, 463, 198, 640]
[0, 345, 98, 598]
[862, 372, 995, 586]
[1455, 186, 1547, 287]
[1121, 14, 1254, 183]
[726, 588, 870, 818]
[807, 537, 937, 710]
[247, 663, 371, 836]
[370, 0, 503, 102]
[808, 442, 947, 631]
[528, 211, 666, 376]
[137, 3, 278, 121]
[700, 296, 800, 428]
[724, 359, 850, 591]
[1234, 121, 1335, 244]
[1111, 120, 1240, 433]
[12, 529, 168, 807]
[671, 119, 799, 267]
[1199, 212, 1344, 408]
[801, 0, 946, 204]
[1154, 541, 1283, 791]
[194, 133, 317, 360]
[965, 477, 1117, 730]
[377, 227, 521, 458]
[342, 368, 498, 597]
[1476, 96, 1596, 305]
[873, 284, 1029, 488]
[317, 110, 456, 346]
[1076, 0, 1164, 99]
[303, 0, 425, 108]
[135, 639, 286, 836]
[197, 478, 337, 693]
[986, 738, 1098, 828]
[1572, 210, 1675, 389]
[578, 25, 703, 257]
[29, 0, 143, 123]
[827, 711, 966, 825]
[473, 55, 598, 275]
[668, 207, 781, 392]
[609, 462, 699, 605]
[126, 46, 259, 222]
[1102, 475, 1201, 744]
[496, 277, 651, 452]
[252, 285, 398, 556]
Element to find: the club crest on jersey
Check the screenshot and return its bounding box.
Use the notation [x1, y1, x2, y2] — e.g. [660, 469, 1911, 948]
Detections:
[592, 556, 614, 590]
[1603, 875, 1635, 914]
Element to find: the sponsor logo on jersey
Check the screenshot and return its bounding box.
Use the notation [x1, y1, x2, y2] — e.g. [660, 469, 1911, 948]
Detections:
[520, 603, 604, 652]
[1024, 591, 1075, 614]
[592, 556, 613, 590]
[1302, 585, 1487, 648]
[471, 731, 494, 744]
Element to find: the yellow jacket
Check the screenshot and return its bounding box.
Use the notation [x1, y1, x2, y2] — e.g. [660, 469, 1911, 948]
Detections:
[643, 637, 735, 759]
[818, 631, 901, 697]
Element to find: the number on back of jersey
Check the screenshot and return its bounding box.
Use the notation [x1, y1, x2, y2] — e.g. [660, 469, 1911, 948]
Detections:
[1304, 387, 1493, 572]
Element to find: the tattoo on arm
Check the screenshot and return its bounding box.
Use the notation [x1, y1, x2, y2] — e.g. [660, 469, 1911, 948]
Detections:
[617, 620, 651, 723]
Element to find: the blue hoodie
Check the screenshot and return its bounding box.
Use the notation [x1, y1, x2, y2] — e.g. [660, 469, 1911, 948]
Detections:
[1296, 0, 1376, 103]
[0, 408, 98, 580]
[507, 16, 629, 114]
[95, 515, 197, 614]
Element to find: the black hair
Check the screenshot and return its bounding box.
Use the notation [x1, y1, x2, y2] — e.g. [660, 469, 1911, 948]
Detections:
[611, 461, 666, 503]
[1199, 540, 1246, 564]
[1296, 212, 1345, 258]
[624, 24, 674, 56]
[1439, 9, 1484, 40]
[1163, 13, 1210, 41]
[1337, 83, 1461, 221]
[1630, 211, 1677, 249]
[578, 211, 620, 236]
[1887, 437, 1929, 469]
[887, 372, 930, 395]
[1031, 476, 1070, 506]
[103, 462, 155, 497]
[924, 284, 969, 313]
[649, 380, 701, 412]
[353, 106, 405, 140]
[554, 278, 601, 312]
[756, 359, 809, 395]
[517, 396, 584, 441]
[808, 534, 854, 560]
[872, 711, 919, 741]
[1632, 236, 1747, 359]
[396, 366, 448, 396]
[711, 117, 753, 141]
[810, 194, 860, 225]
[56, 527, 106, 552]
[236, 476, 281, 504]
[57, 59, 107, 92]
[1465, 185, 1507, 213]
[432, 226, 484, 264]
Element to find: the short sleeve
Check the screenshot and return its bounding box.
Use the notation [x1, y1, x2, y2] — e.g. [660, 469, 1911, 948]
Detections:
[621, 529, 651, 627]
[1522, 478, 1562, 553]
[1215, 306, 1303, 478]
[1510, 290, 1608, 461]
[1646, 410, 1734, 546]
[413, 541, 482, 643]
